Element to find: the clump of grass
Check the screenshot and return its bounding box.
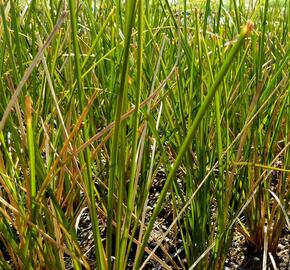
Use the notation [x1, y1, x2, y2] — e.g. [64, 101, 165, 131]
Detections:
[0, 0, 289, 269]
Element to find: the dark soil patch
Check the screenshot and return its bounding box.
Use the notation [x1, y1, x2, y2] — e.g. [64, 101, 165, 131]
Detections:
[225, 227, 290, 270]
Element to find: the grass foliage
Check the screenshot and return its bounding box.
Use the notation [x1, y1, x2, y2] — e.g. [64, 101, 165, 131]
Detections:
[0, 0, 289, 269]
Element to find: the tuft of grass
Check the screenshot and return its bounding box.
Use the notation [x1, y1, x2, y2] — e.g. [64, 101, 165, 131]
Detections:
[0, 0, 289, 269]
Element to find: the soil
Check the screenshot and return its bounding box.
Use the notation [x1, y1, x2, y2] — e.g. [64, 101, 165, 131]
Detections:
[225, 227, 290, 270]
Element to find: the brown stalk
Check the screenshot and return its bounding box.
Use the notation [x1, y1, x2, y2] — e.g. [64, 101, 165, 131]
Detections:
[36, 90, 98, 201]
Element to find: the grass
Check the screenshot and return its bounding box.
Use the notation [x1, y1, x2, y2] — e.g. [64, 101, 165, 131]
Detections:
[0, 0, 289, 269]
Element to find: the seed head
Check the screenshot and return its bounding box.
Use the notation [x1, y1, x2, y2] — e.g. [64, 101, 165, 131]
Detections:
[243, 21, 254, 35]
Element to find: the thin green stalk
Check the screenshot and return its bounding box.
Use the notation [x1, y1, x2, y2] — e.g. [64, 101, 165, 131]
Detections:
[118, 0, 143, 268]
[232, 0, 240, 31]
[107, 1, 137, 269]
[23, 96, 35, 270]
[257, 0, 269, 83]
[25, 96, 36, 219]
[203, 0, 211, 35]
[183, 0, 187, 40]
